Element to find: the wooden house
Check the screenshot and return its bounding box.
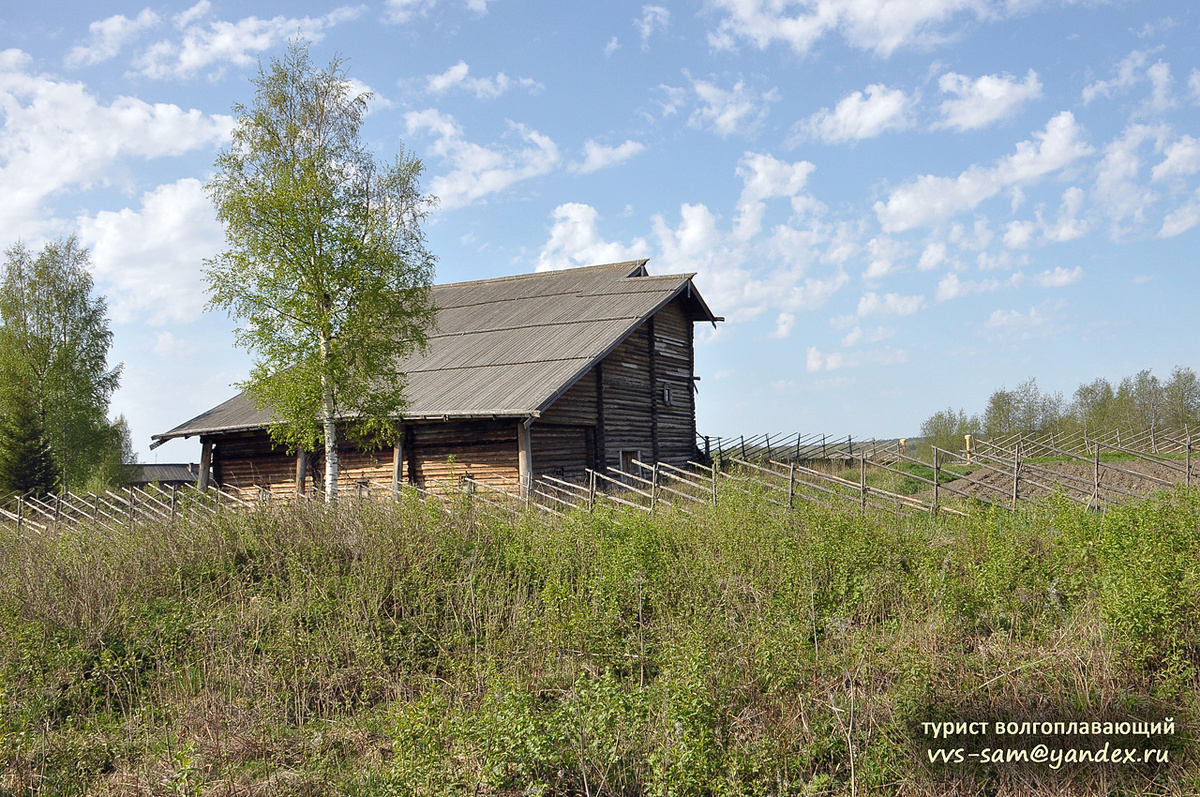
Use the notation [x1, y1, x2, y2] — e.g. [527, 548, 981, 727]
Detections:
[152, 260, 720, 496]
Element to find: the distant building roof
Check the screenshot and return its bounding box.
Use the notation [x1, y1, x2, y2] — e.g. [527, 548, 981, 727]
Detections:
[153, 261, 719, 443]
[126, 463, 198, 485]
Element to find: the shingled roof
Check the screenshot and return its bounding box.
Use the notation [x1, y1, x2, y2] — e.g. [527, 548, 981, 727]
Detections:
[153, 261, 718, 444]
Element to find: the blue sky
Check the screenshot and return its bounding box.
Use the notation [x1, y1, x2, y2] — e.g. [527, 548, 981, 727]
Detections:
[3, 0, 1198, 462]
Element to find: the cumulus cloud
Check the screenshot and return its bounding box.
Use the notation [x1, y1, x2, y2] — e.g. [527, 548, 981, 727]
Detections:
[1151, 134, 1200, 181]
[0, 52, 231, 242]
[66, 9, 160, 67]
[707, 0, 1018, 57]
[1034, 265, 1083, 287]
[733, 152, 815, 239]
[133, 2, 363, 79]
[637, 6, 670, 50]
[806, 345, 907, 372]
[404, 109, 560, 209]
[1093, 123, 1162, 235]
[983, 302, 1064, 341]
[1084, 49, 1147, 104]
[918, 241, 947, 271]
[687, 75, 779, 138]
[935, 70, 1041, 131]
[770, 312, 795, 339]
[386, 0, 493, 23]
[1160, 188, 1200, 238]
[535, 203, 650, 271]
[77, 178, 224, 325]
[856, 291, 924, 317]
[935, 271, 1023, 301]
[604, 37, 621, 55]
[791, 84, 914, 145]
[840, 325, 894, 347]
[568, 140, 647, 174]
[874, 111, 1093, 232]
[425, 60, 541, 99]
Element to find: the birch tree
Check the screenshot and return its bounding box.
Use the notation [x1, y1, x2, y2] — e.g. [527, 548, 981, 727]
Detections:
[205, 41, 436, 502]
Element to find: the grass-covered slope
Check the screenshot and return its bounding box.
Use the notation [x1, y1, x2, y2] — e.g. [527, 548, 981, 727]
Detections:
[1, 486, 1198, 795]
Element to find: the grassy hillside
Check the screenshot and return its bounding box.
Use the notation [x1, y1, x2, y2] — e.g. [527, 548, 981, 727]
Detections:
[1, 485, 1197, 795]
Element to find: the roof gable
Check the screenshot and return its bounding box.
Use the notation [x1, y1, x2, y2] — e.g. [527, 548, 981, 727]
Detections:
[153, 261, 718, 443]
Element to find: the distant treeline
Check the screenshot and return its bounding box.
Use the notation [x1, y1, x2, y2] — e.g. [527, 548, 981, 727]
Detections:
[921, 366, 1200, 451]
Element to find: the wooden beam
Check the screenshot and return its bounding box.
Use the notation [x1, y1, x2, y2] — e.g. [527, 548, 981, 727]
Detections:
[198, 437, 212, 492]
[518, 421, 533, 498]
[392, 425, 406, 493]
[648, 315, 659, 463]
[595, 361, 606, 470]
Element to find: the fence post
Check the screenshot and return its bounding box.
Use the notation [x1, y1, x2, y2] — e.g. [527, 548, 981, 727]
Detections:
[765, 433, 771, 460]
[788, 462, 795, 509]
[711, 461, 718, 506]
[588, 469, 596, 511]
[171, 484, 178, 524]
[1093, 444, 1100, 508]
[129, 486, 136, 529]
[932, 447, 939, 516]
[858, 456, 866, 515]
[1011, 444, 1020, 510]
[650, 463, 659, 513]
[17, 495, 23, 533]
[795, 433, 801, 460]
[848, 435, 853, 458]
[822, 434, 827, 459]
[740, 435, 747, 459]
[93, 494, 100, 522]
[1187, 428, 1192, 488]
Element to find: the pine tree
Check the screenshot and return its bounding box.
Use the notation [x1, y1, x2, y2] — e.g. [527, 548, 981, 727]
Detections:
[0, 381, 58, 500]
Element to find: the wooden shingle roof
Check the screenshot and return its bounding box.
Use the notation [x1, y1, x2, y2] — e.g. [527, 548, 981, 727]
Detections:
[153, 261, 718, 443]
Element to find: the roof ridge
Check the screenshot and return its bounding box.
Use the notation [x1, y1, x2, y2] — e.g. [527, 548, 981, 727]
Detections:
[433, 259, 650, 289]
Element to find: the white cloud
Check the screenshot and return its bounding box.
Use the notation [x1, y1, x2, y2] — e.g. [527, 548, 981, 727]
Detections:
[0, 53, 231, 242]
[1093, 123, 1162, 235]
[535, 203, 650, 271]
[733, 152, 815, 239]
[707, 0, 1006, 57]
[404, 109, 560, 209]
[840, 325, 894, 347]
[1034, 265, 1082, 287]
[1082, 49, 1150, 105]
[687, 75, 779, 138]
[806, 345, 907, 372]
[862, 236, 906, 281]
[856, 291, 924, 317]
[134, 3, 364, 79]
[935, 70, 1041, 131]
[425, 60, 541, 99]
[77, 178, 223, 325]
[1146, 61, 1176, 112]
[983, 302, 1064, 341]
[568, 140, 647, 174]
[918, 242, 946, 271]
[935, 271, 1023, 301]
[1151, 135, 1200, 181]
[1191, 69, 1200, 104]
[770, 312, 795, 339]
[1160, 188, 1200, 238]
[875, 111, 1093, 232]
[153, 331, 198, 358]
[386, 0, 492, 23]
[1003, 220, 1037, 249]
[1044, 187, 1088, 242]
[67, 9, 160, 67]
[637, 6, 670, 50]
[605, 36, 621, 56]
[792, 84, 914, 144]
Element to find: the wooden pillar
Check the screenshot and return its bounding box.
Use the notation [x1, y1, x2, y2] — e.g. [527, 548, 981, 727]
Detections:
[595, 362, 606, 471]
[392, 426, 406, 495]
[198, 437, 212, 492]
[295, 448, 308, 497]
[648, 316, 659, 463]
[518, 420, 533, 498]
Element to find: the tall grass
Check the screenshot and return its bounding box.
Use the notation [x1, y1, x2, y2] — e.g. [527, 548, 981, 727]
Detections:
[0, 485, 1197, 795]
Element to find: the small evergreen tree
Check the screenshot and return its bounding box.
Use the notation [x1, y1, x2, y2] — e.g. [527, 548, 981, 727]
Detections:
[0, 381, 58, 500]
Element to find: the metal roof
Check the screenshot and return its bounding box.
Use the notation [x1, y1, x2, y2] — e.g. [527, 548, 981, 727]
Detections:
[153, 261, 719, 443]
